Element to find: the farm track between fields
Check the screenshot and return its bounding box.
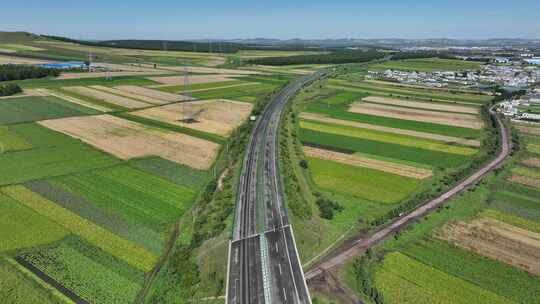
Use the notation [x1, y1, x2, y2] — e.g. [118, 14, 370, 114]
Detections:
[305, 102, 511, 283]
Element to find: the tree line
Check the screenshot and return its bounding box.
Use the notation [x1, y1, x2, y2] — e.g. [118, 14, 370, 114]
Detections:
[0, 64, 60, 82]
[0, 83, 22, 96]
[248, 49, 385, 66]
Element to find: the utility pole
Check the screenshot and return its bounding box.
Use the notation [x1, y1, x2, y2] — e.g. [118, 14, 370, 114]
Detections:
[182, 64, 193, 122]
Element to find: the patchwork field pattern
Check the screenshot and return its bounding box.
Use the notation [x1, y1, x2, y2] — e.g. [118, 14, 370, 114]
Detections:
[436, 218, 540, 276]
[148, 74, 237, 85]
[131, 99, 253, 136]
[38, 114, 219, 170]
[63, 86, 150, 109]
[362, 96, 480, 114]
[303, 146, 432, 179]
[349, 102, 483, 129]
[114, 85, 191, 103]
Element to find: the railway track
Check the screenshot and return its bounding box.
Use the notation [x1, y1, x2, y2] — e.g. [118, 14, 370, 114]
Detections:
[227, 71, 327, 304]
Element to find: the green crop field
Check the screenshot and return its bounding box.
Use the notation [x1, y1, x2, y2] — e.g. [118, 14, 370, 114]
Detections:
[50, 165, 196, 231]
[128, 156, 208, 189]
[511, 166, 540, 179]
[374, 252, 513, 304]
[154, 80, 248, 93]
[489, 190, 540, 222]
[0, 126, 32, 152]
[399, 239, 540, 303]
[0, 123, 119, 185]
[369, 58, 482, 72]
[480, 209, 540, 233]
[21, 236, 144, 304]
[25, 179, 164, 254]
[329, 80, 492, 105]
[304, 98, 482, 139]
[0, 96, 99, 125]
[300, 120, 477, 155]
[190, 82, 278, 101]
[0, 193, 68, 253]
[14, 75, 159, 90]
[0, 259, 65, 304]
[2, 185, 157, 272]
[307, 157, 420, 204]
[301, 128, 469, 168]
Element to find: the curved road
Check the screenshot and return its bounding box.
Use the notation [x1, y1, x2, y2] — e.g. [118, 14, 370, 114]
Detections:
[227, 71, 327, 304]
[306, 104, 511, 279]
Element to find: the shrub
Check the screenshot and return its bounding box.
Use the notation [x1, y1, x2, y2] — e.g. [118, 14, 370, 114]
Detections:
[0, 64, 60, 82]
[0, 83, 22, 96]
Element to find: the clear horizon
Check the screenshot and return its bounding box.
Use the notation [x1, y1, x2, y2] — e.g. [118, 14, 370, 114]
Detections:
[2, 0, 540, 40]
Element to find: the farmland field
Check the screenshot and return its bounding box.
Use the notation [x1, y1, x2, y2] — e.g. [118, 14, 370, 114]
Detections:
[0, 95, 99, 125]
[374, 252, 513, 304]
[0, 193, 68, 253]
[0, 259, 65, 304]
[2, 185, 157, 272]
[368, 58, 482, 72]
[307, 157, 420, 204]
[128, 156, 208, 189]
[21, 236, 144, 304]
[0, 123, 119, 185]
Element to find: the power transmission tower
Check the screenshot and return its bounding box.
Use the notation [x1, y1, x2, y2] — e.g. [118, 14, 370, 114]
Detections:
[88, 51, 93, 72]
[182, 64, 193, 122]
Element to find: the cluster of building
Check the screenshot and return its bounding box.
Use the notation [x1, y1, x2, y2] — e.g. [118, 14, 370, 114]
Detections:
[479, 64, 540, 88]
[499, 90, 540, 121]
[366, 69, 477, 88]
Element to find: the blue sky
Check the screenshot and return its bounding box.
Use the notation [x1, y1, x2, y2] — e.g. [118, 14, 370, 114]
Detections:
[2, 0, 539, 40]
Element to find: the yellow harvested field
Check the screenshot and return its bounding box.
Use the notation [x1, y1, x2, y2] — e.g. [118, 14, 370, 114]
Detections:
[39, 115, 218, 170]
[63, 86, 150, 109]
[37, 89, 112, 112]
[300, 112, 480, 147]
[156, 66, 260, 75]
[365, 80, 489, 95]
[436, 218, 540, 276]
[507, 174, 540, 188]
[56, 70, 165, 80]
[362, 96, 479, 114]
[132, 99, 253, 137]
[515, 125, 540, 136]
[148, 74, 237, 85]
[114, 85, 191, 103]
[93, 62, 161, 73]
[521, 158, 540, 168]
[303, 146, 432, 179]
[181, 82, 260, 93]
[0, 55, 50, 64]
[349, 102, 483, 129]
[90, 85, 171, 105]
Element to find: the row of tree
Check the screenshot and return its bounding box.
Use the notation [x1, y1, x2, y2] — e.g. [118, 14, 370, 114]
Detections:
[0, 64, 60, 82]
[0, 83, 22, 96]
[248, 49, 385, 66]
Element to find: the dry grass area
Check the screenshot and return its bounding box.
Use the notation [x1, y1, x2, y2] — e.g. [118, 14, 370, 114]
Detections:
[507, 174, 540, 188]
[521, 158, 540, 168]
[63, 86, 150, 109]
[90, 85, 170, 105]
[37, 89, 112, 112]
[114, 85, 191, 103]
[300, 112, 481, 147]
[0, 55, 50, 64]
[56, 71, 165, 80]
[155, 66, 260, 75]
[38, 114, 218, 170]
[148, 74, 237, 85]
[515, 125, 540, 136]
[131, 99, 253, 137]
[362, 96, 479, 114]
[303, 146, 432, 179]
[436, 218, 540, 276]
[349, 102, 483, 129]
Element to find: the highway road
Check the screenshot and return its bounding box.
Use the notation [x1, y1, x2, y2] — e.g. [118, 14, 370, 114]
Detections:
[227, 71, 326, 304]
[305, 103, 511, 280]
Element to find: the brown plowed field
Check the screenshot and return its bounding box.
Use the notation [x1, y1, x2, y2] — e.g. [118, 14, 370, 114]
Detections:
[303, 146, 432, 179]
[362, 96, 479, 114]
[300, 112, 480, 147]
[90, 85, 169, 105]
[349, 102, 483, 129]
[507, 174, 540, 188]
[521, 158, 540, 168]
[38, 114, 218, 170]
[516, 125, 540, 136]
[436, 218, 540, 275]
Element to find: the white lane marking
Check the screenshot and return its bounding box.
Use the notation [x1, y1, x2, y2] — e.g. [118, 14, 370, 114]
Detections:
[283, 288, 288, 302]
[278, 263, 282, 275]
[234, 247, 238, 264]
[275, 242, 279, 253]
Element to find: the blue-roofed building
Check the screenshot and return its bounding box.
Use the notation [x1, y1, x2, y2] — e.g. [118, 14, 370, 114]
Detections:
[38, 61, 88, 70]
[525, 58, 540, 65]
